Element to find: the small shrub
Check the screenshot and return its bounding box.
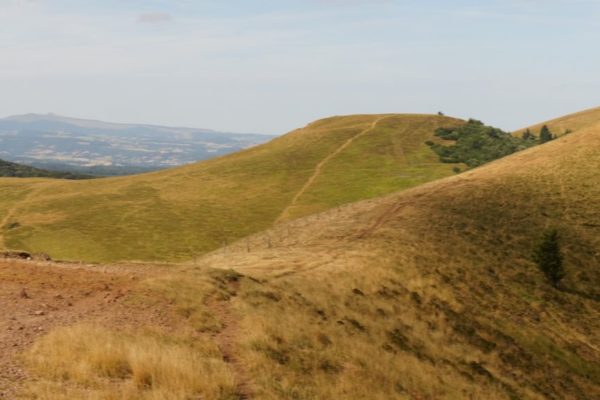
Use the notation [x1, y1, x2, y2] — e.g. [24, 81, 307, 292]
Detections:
[533, 229, 565, 287]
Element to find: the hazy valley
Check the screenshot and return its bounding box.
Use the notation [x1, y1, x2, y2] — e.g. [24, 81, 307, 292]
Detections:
[0, 114, 272, 175]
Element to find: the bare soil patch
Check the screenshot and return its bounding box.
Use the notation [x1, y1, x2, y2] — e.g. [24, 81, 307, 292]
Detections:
[0, 259, 172, 399]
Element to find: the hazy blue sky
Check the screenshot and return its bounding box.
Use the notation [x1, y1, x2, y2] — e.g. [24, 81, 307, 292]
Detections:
[1, 0, 599, 134]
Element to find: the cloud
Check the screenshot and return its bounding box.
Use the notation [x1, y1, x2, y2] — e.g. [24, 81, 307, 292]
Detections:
[137, 12, 172, 24]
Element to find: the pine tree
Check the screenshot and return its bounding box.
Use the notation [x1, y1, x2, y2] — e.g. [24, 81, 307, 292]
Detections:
[522, 129, 534, 141]
[539, 125, 554, 144]
[533, 229, 565, 287]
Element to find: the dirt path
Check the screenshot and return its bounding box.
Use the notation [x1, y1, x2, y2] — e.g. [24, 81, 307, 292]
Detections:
[355, 199, 406, 240]
[276, 117, 388, 223]
[209, 280, 253, 399]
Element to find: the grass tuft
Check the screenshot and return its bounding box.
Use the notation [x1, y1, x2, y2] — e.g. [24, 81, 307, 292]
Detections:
[24, 324, 237, 400]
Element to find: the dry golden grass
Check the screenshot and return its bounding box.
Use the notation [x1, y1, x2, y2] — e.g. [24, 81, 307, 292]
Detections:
[23, 324, 237, 400]
[0, 261, 240, 400]
[195, 119, 600, 399]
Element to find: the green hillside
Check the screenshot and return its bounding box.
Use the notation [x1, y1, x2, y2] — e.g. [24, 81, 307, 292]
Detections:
[0, 114, 465, 262]
[0, 158, 92, 179]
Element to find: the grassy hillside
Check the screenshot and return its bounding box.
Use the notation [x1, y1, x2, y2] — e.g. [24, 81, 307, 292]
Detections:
[17, 116, 600, 399]
[0, 114, 464, 262]
[190, 120, 600, 399]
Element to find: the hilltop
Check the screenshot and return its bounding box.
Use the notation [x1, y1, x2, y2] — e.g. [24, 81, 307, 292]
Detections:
[0, 114, 466, 262]
[3, 110, 599, 399]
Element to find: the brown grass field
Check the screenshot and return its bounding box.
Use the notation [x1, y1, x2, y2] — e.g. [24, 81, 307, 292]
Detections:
[0, 108, 599, 399]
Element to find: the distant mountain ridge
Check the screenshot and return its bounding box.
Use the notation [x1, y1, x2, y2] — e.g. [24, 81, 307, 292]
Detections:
[3, 113, 240, 134]
[0, 113, 272, 174]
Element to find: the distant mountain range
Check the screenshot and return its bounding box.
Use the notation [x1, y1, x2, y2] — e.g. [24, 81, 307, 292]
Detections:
[0, 114, 273, 175]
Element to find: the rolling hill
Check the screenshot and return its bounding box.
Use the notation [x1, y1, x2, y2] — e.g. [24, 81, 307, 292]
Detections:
[0, 114, 467, 262]
[191, 115, 600, 399]
[9, 109, 600, 399]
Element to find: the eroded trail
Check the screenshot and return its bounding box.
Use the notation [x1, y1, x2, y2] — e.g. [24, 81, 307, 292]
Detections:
[276, 116, 388, 223]
[209, 279, 253, 399]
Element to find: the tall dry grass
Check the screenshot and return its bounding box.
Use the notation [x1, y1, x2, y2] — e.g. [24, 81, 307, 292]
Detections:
[24, 324, 237, 400]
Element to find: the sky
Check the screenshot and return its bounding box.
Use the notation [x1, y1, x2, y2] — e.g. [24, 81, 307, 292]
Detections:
[0, 0, 599, 134]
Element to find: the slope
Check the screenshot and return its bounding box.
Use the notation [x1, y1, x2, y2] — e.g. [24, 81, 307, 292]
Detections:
[16, 116, 600, 400]
[0, 114, 464, 262]
[191, 119, 600, 399]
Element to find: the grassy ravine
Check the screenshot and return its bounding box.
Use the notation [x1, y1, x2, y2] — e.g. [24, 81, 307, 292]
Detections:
[0, 114, 463, 263]
[19, 114, 600, 399]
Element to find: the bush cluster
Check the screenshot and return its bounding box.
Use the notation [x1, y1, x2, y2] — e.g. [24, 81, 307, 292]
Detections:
[428, 120, 561, 168]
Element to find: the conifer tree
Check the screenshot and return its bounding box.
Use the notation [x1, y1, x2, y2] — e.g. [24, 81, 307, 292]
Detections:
[533, 229, 565, 287]
[539, 125, 554, 144]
